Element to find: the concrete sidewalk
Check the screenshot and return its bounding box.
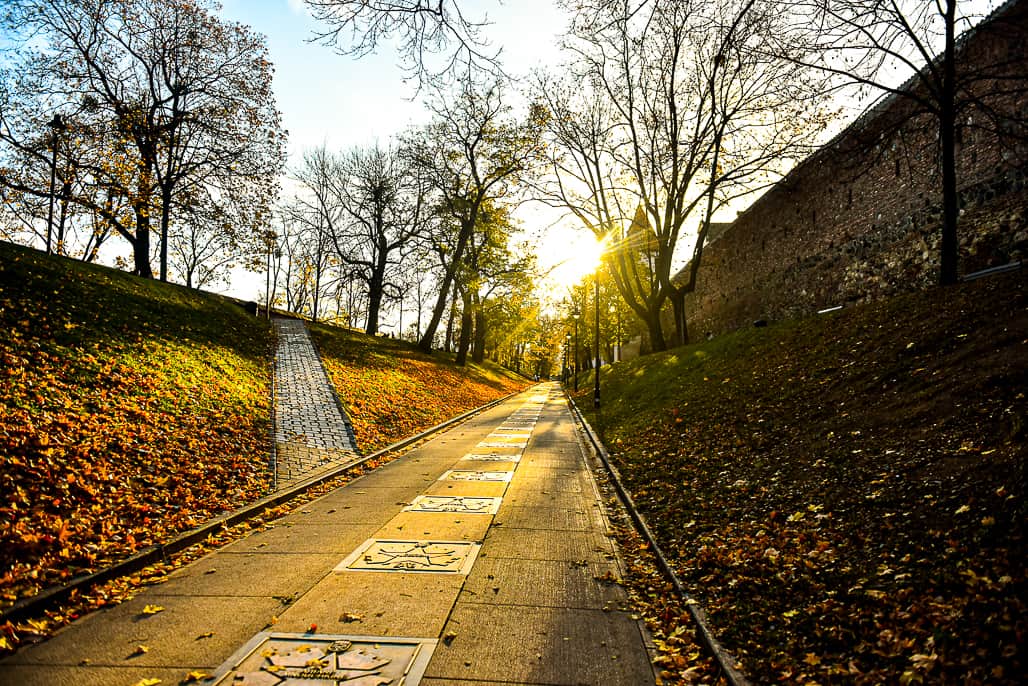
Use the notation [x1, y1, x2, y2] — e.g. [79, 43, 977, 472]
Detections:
[0, 383, 656, 686]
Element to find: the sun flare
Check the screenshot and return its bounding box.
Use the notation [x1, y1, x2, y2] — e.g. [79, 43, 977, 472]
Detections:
[542, 230, 606, 292]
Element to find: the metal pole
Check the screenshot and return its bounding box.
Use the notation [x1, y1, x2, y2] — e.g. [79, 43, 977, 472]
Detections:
[594, 274, 601, 408]
[573, 314, 579, 392]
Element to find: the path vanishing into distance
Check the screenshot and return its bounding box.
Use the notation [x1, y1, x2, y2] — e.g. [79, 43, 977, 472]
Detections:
[0, 371, 657, 685]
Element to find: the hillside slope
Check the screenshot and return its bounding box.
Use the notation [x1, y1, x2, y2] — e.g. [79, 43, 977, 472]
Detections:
[0, 241, 272, 611]
[0, 241, 531, 633]
[572, 270, 1025, 685]
[311, 324, 530, 452]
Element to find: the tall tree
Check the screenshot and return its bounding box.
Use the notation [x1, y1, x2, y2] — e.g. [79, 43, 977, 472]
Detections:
[0, 0, 285, 280]
[405, 74, 544, 355]
[539, 0, 827, 348]
[779, 0, 1028, 285]
[330, 143, 432, 335]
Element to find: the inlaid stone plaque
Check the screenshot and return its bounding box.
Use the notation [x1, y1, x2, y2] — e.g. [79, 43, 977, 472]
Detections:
[439, 469, 515, 482]
[335, 539, 481, 574]
[404, 495, 502, 514]
[478, 441, 528, 448]
[208, 632, 436, 685]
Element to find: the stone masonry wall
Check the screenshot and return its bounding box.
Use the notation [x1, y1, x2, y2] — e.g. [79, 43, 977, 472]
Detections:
[684, 0, 1028, 337]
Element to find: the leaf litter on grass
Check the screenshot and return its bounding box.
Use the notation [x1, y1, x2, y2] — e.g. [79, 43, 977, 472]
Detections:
[573, 271, 1025, 685]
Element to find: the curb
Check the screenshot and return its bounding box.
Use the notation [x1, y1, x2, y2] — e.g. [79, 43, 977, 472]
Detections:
[567, 395, 753, 686]
[0, 388, 524, 626]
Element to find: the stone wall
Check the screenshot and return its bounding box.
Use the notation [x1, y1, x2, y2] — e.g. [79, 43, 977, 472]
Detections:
[683, 0, 1028, 338]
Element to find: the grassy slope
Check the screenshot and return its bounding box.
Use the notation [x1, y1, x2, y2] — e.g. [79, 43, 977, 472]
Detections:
[311, 324, 530, 452]
[0, 242, 272, 609]
[572, 271, 1025, 685]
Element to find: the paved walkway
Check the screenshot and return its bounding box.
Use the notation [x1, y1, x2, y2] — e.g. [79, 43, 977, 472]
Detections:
[0, 383, 656, 685]
[272, 317, 359, 489]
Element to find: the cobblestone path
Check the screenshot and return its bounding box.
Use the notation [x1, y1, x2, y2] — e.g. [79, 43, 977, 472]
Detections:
[272, 317, 359, 489]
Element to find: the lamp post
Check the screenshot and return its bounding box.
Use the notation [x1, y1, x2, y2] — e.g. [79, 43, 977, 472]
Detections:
[572, 306, 580, 392]
[45, 114, 64, 255]
[564, 334, 572, 385]
[593, 273, 601, 408]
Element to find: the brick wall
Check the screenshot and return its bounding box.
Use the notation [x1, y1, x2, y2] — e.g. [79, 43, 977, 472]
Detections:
[683, 0, 1028, 338]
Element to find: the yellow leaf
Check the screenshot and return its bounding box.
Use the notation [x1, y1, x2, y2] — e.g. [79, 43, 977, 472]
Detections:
[804, 653, 821, 665]
[141, 604, 164, 615]
[131, 679, 162, 686]
[183, 671, 212, 683]
[130, 644, 149, 656]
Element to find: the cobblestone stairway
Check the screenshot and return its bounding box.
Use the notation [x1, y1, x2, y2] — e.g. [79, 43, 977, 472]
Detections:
[272, 317, 360, 489]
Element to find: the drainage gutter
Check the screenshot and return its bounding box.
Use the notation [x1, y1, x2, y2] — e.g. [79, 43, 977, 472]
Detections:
[568, 395, 752, 686]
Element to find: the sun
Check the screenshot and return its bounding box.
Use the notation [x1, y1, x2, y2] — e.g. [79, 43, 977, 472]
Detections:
[541, 227, 606, 293]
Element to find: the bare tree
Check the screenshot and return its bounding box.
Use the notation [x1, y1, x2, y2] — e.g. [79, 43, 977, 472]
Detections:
[305, 0, 503, 85]
[0, 0, 285, 280]
[778, 0, 1027, 285]
[330, 143, 432, 335]
[538, 0, 827, 348]
[404, 74, 545, 356]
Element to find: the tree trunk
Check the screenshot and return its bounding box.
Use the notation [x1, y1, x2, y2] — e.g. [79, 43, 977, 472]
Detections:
[455, 289, 473, 366]
[444, 296, 456, 352]
[159, 185, 171, 282]
[646, 311, 666, 353]
[939, 0, 960, 286]
[670, 291, 689, 347]
[366, 261, 386, 335]
[134, 209, 154, 278]
[472, 306, 486, 363]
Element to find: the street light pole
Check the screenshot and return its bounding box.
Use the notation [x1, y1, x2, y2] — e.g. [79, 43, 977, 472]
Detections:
[593, 273, 601, 408]
[572, 308, 580, 392]
[45, 114, 63, 255]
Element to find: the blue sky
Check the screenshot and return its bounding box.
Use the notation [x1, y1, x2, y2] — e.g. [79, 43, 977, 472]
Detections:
[216, 0, 566, 165]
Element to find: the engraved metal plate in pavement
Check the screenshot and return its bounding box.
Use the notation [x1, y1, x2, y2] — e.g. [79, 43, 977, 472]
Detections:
[208, 632, 436, 685]
[404, 495, 502, 515]
[439, 469, 515, 482]
[462, 452, 521, 463]
[335, 539, 481, 574]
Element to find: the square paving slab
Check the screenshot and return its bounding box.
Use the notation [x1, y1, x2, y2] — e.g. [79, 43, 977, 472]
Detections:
[335, 539, 481, 574]
[424, 604, 656, 685]
[482, 528, 617, 563]
[462, 557, 628, 610]
[153, 552, 338, 597]
[275, 572, 465, 637]
[208, 632, 436, 686]
[3, 594, 286, 669]
[373, 511, 492, 541]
